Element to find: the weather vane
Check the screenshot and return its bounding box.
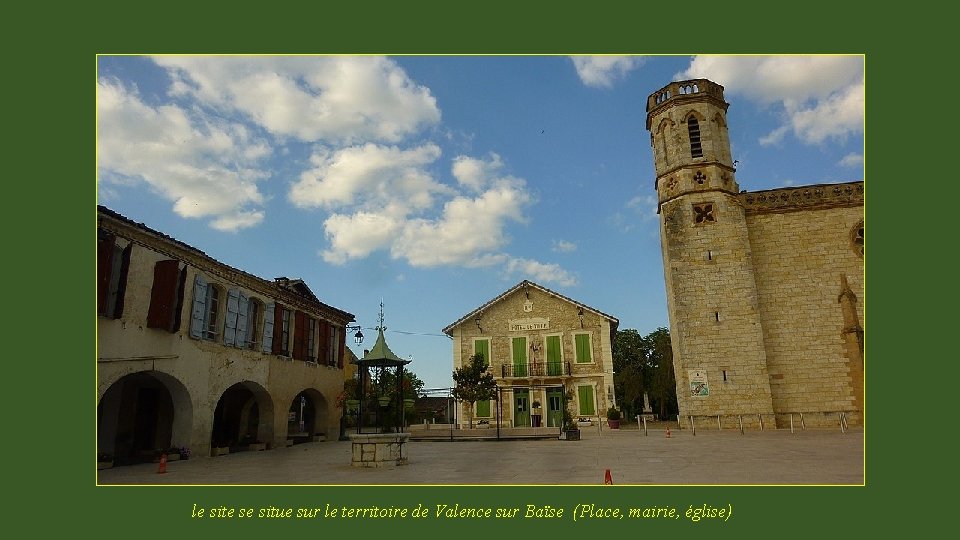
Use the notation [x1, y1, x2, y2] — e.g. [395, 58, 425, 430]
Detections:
[377, 299, 386, 331]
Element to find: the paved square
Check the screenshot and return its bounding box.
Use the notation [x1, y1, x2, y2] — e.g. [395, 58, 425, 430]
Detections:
[98, 424, 863, 485]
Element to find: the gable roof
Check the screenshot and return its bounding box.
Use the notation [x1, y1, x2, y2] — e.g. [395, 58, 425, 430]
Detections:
[442, 280, 619, 335]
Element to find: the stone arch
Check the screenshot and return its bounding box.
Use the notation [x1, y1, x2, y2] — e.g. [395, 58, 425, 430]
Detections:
[97, 370, 193, 465]
[210, 381, 274, 450]
[285, 388, 331, 443]
[656, 117, 676, 168]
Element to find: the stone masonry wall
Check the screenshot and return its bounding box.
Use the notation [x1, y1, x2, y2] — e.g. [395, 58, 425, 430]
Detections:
[745, 203, 864, 427]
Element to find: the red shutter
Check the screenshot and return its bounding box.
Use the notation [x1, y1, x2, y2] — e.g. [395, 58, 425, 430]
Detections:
[293, 311, 306, 360]
[97, 233, 115, 315]
[272, 304, 284, 354]
[147, 260, 180, 329]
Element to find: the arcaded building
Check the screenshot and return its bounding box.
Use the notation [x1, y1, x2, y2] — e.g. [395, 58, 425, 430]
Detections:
[443, 281, 618, 428]
[646, 79, 864, 428]
[97, 206, 355, 464]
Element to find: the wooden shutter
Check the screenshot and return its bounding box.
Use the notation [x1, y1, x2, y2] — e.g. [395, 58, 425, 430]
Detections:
[262, 302, 275, 354]
[475, 339, 490, 368]
[317, 320, 329, 364]
[578, 386, 595, 416]
[112, 243, 132, 318]
[147, 260, 181, 330]
[337, 326, 346, 368]
[223, 289, 240, 347]
[188, 274, 207, 339]
[512, 337, 527, 377]
[293, 310, 306, 360]
[97, 233, 115, 315]
[271, 303, 284, 354]
[476, 400, 490, 417]
[575, 334, 592, 363]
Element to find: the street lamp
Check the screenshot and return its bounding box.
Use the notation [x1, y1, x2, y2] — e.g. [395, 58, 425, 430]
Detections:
[346, 323, 364, 345]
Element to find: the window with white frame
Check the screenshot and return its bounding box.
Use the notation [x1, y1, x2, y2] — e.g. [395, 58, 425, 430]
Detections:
[573, 332, 593, 364]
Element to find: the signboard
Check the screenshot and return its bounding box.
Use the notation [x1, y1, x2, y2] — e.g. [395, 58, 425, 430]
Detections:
[688, 369, 709, 397]
[508, 318, 550, 332]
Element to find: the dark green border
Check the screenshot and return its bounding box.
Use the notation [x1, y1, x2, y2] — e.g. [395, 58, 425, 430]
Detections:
[19, 1, 907, 536]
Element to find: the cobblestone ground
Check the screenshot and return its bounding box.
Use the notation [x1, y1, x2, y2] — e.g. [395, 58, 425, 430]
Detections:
[97, 425, 864, 485]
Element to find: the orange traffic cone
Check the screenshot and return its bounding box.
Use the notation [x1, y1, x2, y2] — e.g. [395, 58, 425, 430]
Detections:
[665, 427, 672, 438]
[604, 469, 613, 485]
[157, 452, 167, 474]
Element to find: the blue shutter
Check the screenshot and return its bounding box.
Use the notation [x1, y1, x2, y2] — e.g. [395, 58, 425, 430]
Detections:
[236, 292, 249, 348]
[262, 302, 275, 354]
[189, 275, 207, 339]
[223, 288, 240, 346]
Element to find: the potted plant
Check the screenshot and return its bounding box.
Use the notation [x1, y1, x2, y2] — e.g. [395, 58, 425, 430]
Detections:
[531, 400, 543, 427]
[606, 407, 622, 429]
[178, 447, 191, 460]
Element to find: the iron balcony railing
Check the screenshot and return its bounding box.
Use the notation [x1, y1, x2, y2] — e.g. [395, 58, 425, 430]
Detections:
[501, 361, 570, 378]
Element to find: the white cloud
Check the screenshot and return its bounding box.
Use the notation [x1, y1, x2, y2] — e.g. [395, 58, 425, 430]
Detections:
[289, 143, 449, 211]
[504, 257, 578, 287]
[680, 55, 864, 145]
[840, 153, 864, 168]
[552, 240, 577, 253]
[153, 56, 441, 143]
[96, 79, 269, 231]
[451, 153, 504, 193]
[391, 178, 531, 267]
[627, 194, 659, 221]
[571, 56, 645, 88]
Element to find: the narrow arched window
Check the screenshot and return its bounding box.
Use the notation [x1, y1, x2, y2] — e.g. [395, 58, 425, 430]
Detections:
[688, 117, 703, 158]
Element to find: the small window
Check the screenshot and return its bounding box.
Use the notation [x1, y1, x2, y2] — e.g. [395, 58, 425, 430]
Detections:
[201, 284, 220, 341]
[851, 220, 864, 258]
[688, 117, 703, 158]
[244, 299, 262, 350]
[304, 316, 317, 361]
[476, 400, 491, 418]
[693, 203, 716, 224]
[274, 306, 292, 356]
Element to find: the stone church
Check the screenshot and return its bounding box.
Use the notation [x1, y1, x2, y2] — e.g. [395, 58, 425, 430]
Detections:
[646, 79, 864, 429]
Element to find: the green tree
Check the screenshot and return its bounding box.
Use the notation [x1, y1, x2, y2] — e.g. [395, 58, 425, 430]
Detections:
[646, 327, 677, 420]
[451, 353, 498, 429]
[613, 327, 678, 420]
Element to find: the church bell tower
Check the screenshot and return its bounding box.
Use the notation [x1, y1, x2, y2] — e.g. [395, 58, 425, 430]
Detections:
[646, 79, 774, 424]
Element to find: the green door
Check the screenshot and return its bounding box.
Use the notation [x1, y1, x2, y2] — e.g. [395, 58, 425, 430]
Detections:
[512, 337, 527, 377]
[547, 389, 563, 427]
[514, 389, 530, 427]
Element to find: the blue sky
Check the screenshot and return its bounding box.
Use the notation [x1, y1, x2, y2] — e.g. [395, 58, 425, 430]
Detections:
[96, 55, 864, 391]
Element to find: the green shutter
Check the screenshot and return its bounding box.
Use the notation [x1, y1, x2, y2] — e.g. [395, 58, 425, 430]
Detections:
[476, 400, 490, 417]
[475, 339, 490, 367]
[575, 334, 592, 363]
[546, 336, 561, 375]
[578, 386, 595, 416]
[512, 337, 527, 377]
